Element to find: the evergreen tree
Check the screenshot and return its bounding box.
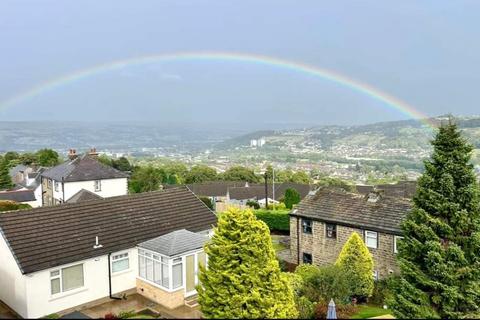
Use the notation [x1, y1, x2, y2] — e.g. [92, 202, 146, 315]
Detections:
[284, 188, 301, 209]
[335, 232, 374, 298]
[0, 158, 14, 190]
[389, 122, 480, 319]
[197, 208, 298, 319]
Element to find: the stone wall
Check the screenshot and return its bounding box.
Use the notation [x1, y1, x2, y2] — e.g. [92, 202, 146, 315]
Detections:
[290, 216, 399, 279]
[136, 279, 185, 309]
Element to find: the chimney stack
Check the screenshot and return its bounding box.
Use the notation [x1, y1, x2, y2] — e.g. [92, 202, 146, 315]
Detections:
[68, 149, 78, 161]
[89, 147, 99, 158]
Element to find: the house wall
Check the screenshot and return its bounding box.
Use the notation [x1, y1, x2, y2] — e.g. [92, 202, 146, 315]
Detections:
[23, 247, 137, 318]
[290, 216, 399, 279]
[51, 178, 128, 202]
[0, 235, 28, 317]
[136, 279, 184, 309]
[42, 177, 54, 206]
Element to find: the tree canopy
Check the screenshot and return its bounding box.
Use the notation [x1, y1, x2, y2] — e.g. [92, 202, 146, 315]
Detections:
[221, 166, 260, 183]
[389, 122, 480, 319]
[0, 157, 14, 190]
[184, 165, 217, 184]
[35, 148, 61, 167]
[284, 188, 301, 209]
[198, 208, 298, 319]
[128, 166, 164, 193]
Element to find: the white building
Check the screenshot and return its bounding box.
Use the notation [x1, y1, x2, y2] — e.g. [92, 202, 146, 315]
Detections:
[41, 149, 129, 206]
[0, 187, 216, 318]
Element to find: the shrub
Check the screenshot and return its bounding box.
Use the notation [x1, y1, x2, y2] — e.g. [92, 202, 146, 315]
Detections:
[284, 188, 301, 209]
[296, 296, 316, 319]
[266, 202, 286, 210]
[370, 279, 391, 306]
[117, 310, 136, 319]
[104, 313, 118, 320]
[254, 209, 290, 232]
[0, 200, 31, 212]
[295, 264, 350, 304]
[314, 302, 358, 319]
[246, 199, 260, 209]
[336, 232, 374, 298]
[199, 196, 214, 210]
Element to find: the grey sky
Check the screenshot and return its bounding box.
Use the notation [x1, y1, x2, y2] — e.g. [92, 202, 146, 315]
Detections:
[0, 0, 479, 126]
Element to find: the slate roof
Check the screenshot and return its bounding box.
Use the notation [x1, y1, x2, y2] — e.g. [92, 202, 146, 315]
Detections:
[41, 154, 129, 182]
[0, 190, 36, 202]
[356, 181, 417, 199]
[228, 186, 271, 200]
[66, 189, 103, 203]
[185, 181, 249, 197]
[138, 229, 208, 256]
[291, 188, 411, 235]
[0, 187, 217, 274]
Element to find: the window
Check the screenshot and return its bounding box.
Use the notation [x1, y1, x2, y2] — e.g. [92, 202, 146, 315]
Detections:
[172, 257, 183, 289]
[47, 179, 52, 189]
[373, 270, 379, 281]
[138, 249, 180, 290]
[94, 180, 101, 192]
[302, 218, 312, 234]
[394, 236, 403, 254]
[326, 224, 337, 239]
[50, 264, 84, 295]
[302, 252, 312, 264]
[112, 252, 129, 273]
[54, 181, 59, 192]
[365, 230, 378, 249]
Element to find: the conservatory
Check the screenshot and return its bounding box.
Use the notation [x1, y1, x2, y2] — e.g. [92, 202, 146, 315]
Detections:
[136, 229, 208, 309]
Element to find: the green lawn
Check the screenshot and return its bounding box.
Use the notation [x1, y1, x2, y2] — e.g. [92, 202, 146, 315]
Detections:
[271, 235, 287, 252]
[350, 305, 393, 319]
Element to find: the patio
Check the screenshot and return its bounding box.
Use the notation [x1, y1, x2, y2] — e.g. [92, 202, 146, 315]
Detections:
[80, 293, 202, 319]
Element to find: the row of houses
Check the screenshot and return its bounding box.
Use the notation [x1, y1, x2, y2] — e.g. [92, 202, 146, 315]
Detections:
[182, 181, 314, 211]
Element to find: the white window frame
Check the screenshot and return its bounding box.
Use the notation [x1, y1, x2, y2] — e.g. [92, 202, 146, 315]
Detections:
[94, 180, 101, 192]
[373, 270, 379, 281]
[138, 248, 183, 292]
[47, 179, 52, 189]
[54, 181, 59, 192]
[365, 230, 378, 249]
[49, 263, 85, 296]
[302, 218, 313, 234]
[111, 251, 130, 273]
[394, 236, 403, 254]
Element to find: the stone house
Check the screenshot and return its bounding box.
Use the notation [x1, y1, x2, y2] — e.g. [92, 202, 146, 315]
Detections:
[290, 188, 411, 279]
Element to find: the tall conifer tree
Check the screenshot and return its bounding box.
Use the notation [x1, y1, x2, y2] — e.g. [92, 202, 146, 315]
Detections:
[0, 158, 14, 190]
[197, 208, 298, 319]
[389, 121, 480, 318]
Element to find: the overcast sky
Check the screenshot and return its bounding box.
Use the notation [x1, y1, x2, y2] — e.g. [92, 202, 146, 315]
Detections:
[0, 0, 479, 127]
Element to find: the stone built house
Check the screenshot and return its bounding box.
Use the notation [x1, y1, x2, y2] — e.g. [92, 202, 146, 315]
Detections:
[0, 187, 216, 318]
[290, 188, 411, 279]
[41, 149, 129, 206]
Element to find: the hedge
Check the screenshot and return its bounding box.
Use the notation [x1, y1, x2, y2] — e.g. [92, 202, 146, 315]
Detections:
[254, 209, 290, 232]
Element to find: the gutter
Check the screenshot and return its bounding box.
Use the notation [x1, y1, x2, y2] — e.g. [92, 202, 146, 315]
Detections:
[107, 253, 122, 300]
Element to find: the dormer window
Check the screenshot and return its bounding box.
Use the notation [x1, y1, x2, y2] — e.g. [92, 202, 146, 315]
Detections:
[94, 180, 101, 192]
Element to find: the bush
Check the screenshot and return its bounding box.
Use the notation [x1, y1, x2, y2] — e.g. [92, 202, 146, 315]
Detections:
[370, 279, 391, 306]
[117, 310, 137, 319]
[284, 188, 301, 209]
[266, 202, 286, 210]
[199, 196, 214, 210]
[296, 296, 316, 319]
[253, 209, 290, 232]
[295, 264, 351, 304]
[314, 302, 358, 319]
[336, 232, 374, 298]
[0, 200, 31, 212]
[246, 200, 260, 209]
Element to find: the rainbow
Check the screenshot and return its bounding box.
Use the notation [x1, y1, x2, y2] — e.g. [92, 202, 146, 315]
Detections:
[0, 51, 435, 128]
